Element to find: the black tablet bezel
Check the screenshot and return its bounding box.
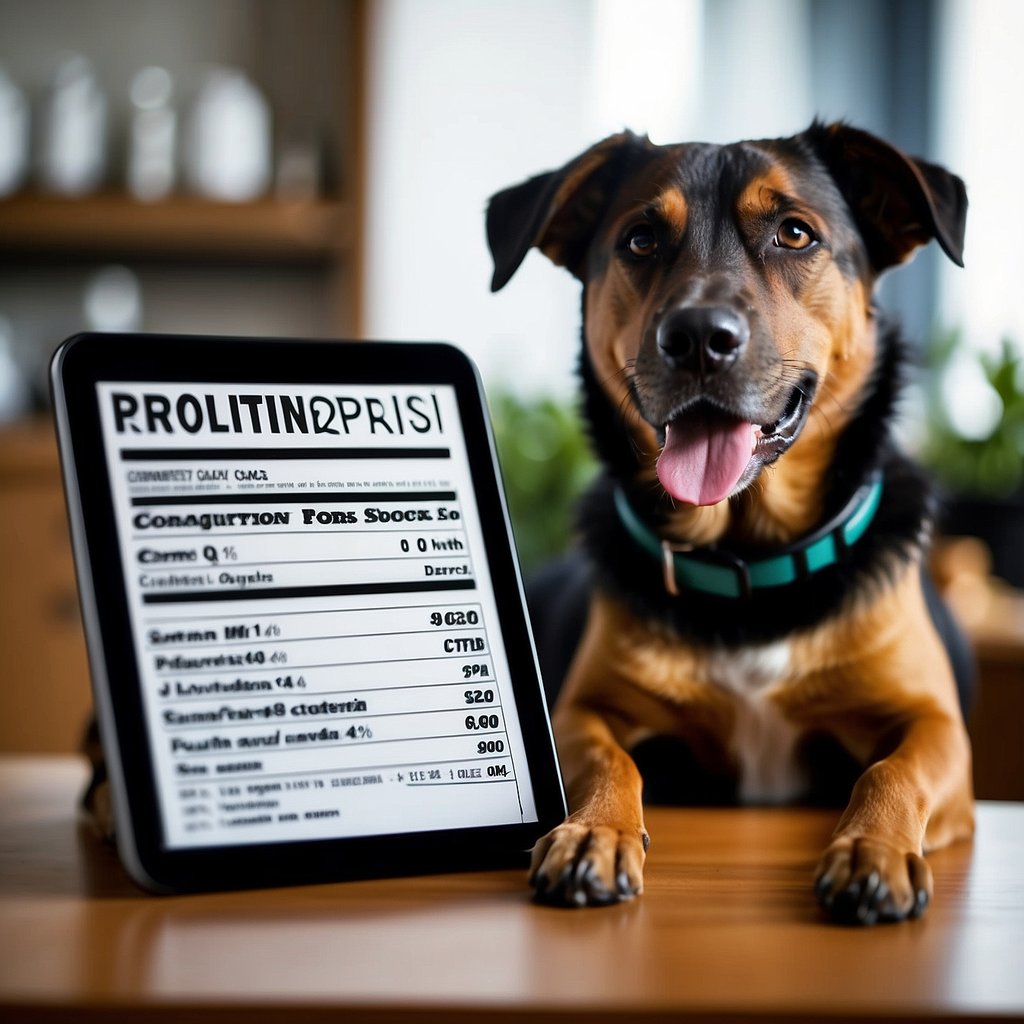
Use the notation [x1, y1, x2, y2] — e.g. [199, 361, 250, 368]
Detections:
[52, 332, 565, 893]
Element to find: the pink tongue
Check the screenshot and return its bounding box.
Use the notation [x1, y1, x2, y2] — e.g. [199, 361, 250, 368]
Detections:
[656, 414, 755, 506]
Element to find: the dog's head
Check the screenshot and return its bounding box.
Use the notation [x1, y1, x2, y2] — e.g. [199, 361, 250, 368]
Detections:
[487, 123, 966, 534]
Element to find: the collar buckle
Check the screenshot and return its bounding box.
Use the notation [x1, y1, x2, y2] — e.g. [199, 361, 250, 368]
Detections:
[660, 540, 692, 597]
[662, 541, 753, 600]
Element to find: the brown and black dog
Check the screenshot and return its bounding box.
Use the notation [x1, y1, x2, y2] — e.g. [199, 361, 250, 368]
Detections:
[486, 122, 974, 924]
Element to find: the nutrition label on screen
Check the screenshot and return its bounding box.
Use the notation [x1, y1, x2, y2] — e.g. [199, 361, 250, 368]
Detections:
[97, 381, 539, 849]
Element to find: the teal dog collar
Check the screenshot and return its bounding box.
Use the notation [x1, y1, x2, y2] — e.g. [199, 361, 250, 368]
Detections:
[614, 471, 884, 600]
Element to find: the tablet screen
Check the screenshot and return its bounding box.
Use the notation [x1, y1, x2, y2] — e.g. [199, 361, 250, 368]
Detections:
[53, 335, 564, 890]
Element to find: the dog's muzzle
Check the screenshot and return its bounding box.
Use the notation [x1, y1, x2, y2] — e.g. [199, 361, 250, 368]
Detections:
[633, 299, 817, 507]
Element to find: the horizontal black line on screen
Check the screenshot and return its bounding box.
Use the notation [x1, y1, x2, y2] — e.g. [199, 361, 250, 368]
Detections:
[172, 754, 515, 786]
[142, 579, 477, 604]
[144, 600, 483, 624]
[405, 778, 515, 787]
[154, 653, 491, 678]
[144, 624, 480, 651]
[169, 729, 504, 755]
[131, 491, 458, 506]
[120, 447, 451, 461]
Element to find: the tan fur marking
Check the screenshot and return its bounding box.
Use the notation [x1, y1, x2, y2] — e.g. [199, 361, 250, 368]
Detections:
[655, 187, 688, 241]
[584, 277, 661, 462]
[736, 165, 798, 218]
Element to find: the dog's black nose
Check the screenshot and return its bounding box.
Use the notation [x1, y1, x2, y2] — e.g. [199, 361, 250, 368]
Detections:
[655, 306, 749, 375]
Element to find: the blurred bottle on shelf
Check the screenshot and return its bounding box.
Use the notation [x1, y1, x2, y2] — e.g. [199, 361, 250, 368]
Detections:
[40, 55, 107, 196]
[128, 66, 177, 202]
[0, 316, 30, 424]
[0, 66, 30, 197]
[184, 67, 271, 202]
[83, 265, 142, 333]
[275, 135, 322, 202]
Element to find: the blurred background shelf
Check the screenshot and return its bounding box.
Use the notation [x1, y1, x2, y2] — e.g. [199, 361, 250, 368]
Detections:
[0, 194, 355, 265]
[0, 0, 366, 368]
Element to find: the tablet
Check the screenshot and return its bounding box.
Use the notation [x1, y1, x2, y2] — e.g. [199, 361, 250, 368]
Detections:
[51, 333, 565, 893]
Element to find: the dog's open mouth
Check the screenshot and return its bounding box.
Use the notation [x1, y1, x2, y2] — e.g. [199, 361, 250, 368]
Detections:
[655, 373, 816, 506]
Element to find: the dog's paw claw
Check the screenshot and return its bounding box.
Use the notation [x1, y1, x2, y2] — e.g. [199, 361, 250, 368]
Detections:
[531, 863, 570, 901]
[910, 887, 930, 919]
[529, 821, 645, 908]
[616, 870, 639, 899]
[813, 871, 832, 902]
[824, 870, 891, 926]
[814, 838, 932, 926]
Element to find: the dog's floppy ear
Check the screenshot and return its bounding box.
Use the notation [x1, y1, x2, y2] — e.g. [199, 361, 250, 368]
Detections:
[487, 131, 651, 291]
[805, 121, 967, 271]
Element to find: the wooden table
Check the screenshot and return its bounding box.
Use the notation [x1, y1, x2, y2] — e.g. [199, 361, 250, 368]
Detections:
[2, 756, 1022, 1022]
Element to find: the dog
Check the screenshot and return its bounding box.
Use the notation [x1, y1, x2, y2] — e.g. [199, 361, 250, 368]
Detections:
[486, 121, 974, 925]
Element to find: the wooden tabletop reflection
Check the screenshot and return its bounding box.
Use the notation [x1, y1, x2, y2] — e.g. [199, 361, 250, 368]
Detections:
[2, 755, 1022, 1022]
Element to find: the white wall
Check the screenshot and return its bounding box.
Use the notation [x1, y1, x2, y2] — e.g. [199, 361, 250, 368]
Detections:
[936, 0, 1024, 356]
[926, 0, 1024, 437]
[362, 0, 596, 396]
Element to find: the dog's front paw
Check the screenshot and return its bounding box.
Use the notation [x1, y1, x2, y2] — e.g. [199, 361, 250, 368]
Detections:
[529, 821, 648, 907]
[814, 836, 932, 925]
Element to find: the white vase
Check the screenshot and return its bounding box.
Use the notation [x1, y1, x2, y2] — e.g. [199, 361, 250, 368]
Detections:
[185, 68, 271, 202]
[40, 54, 107, 196]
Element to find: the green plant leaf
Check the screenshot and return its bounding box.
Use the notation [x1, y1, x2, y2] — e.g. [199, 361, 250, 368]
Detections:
[489, 390, 597, 572]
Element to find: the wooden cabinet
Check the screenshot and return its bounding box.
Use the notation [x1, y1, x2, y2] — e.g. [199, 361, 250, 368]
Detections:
[0, 421, 92, 752]
[969, 644, 1024, 801]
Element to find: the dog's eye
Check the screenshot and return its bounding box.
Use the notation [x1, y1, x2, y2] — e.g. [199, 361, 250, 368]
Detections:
[774, 219, 816, 251]
[624, 225, 658, 258]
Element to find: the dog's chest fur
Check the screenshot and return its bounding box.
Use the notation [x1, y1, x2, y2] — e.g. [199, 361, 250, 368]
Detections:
[702, 642, 808, 803]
